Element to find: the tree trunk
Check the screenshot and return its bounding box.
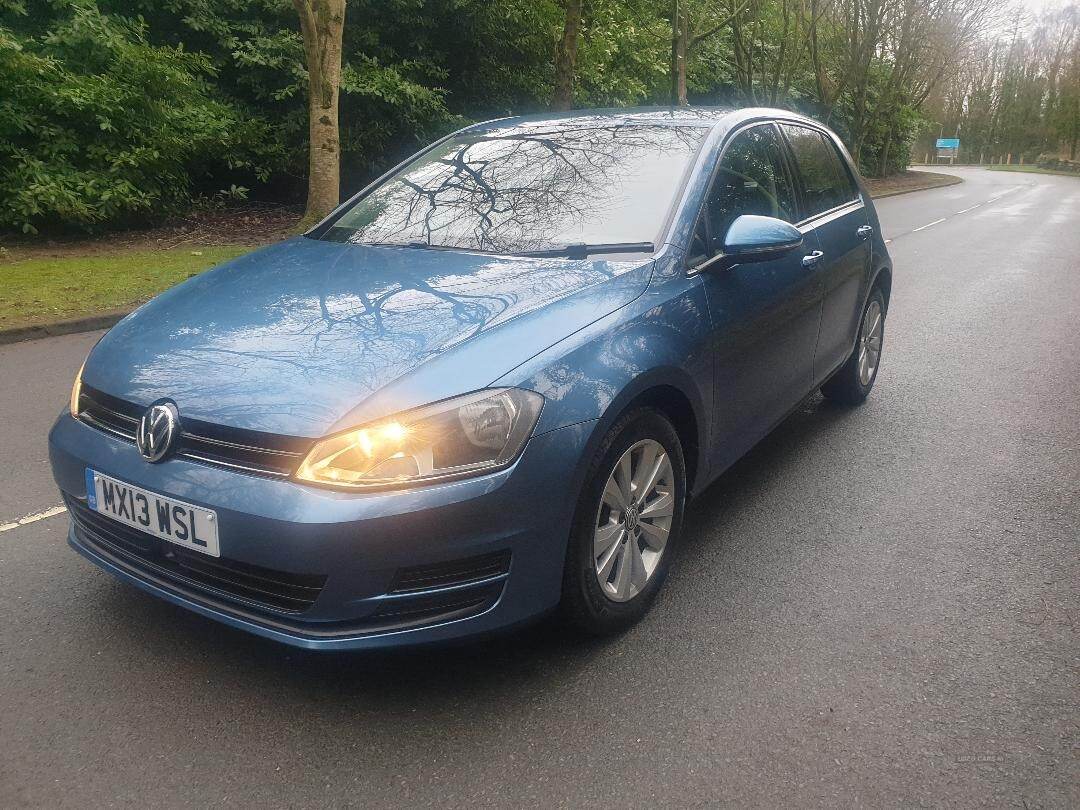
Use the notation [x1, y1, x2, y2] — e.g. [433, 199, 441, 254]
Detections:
[671, 1, 688, 106]
[677, 11, 689, 105]
[809, 0, 828, 111]
[679, 0, 748, 105]
[1072, 95, 1080, 160]
[552, 0, 582, 111]
[294, 0, 346, 227]
[879, 128, 893, 178]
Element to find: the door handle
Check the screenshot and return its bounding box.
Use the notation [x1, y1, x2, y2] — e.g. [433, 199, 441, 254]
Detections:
[857, 225, 873, 239]
[801, 251, 824, 268]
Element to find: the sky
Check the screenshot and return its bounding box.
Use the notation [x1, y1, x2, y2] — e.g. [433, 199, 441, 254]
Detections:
[1017, 0, 1071, 14]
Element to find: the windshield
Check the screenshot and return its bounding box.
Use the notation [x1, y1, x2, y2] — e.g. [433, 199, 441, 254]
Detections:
[320, 122, 708, 254]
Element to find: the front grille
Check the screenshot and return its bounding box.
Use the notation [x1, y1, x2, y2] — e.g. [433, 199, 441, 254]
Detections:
[78, 385, 141, 439]
[65, 496, 326, 613]
[390, 550, 512, 593]
[77, 385, 309, 478]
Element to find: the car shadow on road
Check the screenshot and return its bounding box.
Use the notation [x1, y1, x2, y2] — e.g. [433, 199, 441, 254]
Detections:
[78, 392, 861, 705]
[678, 392, 856, 550]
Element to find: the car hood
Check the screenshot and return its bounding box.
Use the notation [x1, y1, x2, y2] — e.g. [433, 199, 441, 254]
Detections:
[84, 237, 653, 437]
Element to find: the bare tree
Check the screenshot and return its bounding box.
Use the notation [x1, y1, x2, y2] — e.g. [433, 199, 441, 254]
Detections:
[293, 0, 346, 227]
[922, 1, 1071, 163]
[671, 0, 751, 105]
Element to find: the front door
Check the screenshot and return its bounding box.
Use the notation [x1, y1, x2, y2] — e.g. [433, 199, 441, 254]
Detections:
[690, 123, 823, 472]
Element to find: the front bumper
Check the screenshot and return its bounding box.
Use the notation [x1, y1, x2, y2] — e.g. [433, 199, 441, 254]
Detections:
[49, 413, 594, 650]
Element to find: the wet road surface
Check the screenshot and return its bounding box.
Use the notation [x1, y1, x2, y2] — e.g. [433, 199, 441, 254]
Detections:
[1, 167, 1077, 807]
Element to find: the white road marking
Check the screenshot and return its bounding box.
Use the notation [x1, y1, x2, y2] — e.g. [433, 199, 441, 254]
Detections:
[955, 186, 1026, 216]
[0, 505, 67, 533]
[889, 179, 1034, 244]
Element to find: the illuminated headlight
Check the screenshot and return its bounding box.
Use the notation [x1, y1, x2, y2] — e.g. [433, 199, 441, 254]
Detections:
[295, 388, 544, 490]
[70, 359, 86, 418]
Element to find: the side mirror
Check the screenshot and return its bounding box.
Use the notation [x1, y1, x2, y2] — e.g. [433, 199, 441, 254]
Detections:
[719, 215, 803, 264]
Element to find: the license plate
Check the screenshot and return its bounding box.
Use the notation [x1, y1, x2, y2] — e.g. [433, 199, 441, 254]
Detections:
[85, 469, 220, 557]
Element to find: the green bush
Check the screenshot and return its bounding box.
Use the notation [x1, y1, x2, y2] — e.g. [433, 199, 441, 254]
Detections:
[0, 2, 279, 233]
[1036, 155, 1080, 174]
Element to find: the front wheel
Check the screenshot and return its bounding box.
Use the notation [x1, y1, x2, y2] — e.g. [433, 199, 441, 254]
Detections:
[821, 287, 886, 405]
[560, 408, 686, 635]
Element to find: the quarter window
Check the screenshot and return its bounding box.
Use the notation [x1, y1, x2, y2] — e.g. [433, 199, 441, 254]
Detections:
[693, 125, 796, 259]
[780, 125, 858, 218]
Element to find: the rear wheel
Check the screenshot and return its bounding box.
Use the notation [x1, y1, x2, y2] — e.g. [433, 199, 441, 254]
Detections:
[560, 408, 686, 635]
[821, 287, 886, 405]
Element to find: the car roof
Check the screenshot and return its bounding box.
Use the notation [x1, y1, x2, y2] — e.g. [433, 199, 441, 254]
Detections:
[466, 106, 824, 133]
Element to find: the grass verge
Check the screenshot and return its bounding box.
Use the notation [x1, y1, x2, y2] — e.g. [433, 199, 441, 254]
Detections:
[984, 165, 1080, 177]
[0, 245, 252, 330]
[862, 170, 962, 198]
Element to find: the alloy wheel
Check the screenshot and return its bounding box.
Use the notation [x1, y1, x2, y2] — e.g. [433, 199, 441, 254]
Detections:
[593, 439, 675, 602]
[858, 299, 883, 386]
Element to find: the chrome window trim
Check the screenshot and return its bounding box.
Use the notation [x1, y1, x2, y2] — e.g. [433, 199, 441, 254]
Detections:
[796, 198, 865, 233]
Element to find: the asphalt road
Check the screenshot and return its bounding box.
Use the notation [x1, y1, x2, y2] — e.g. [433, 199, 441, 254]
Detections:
[1, 167, 1078, 808]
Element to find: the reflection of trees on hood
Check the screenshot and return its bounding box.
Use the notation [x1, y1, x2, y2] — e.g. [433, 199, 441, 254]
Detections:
[116, 237, 645, 432]
[332, 123, 705, 253]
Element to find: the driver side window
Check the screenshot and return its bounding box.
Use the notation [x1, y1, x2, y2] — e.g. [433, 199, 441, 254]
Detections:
[691, 124, 796, 261]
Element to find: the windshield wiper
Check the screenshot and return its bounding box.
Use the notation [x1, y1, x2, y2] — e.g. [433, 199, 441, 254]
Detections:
[516, 242, 656, 259]
[372, 240, 655, 259]
[404, 241, 471, 252]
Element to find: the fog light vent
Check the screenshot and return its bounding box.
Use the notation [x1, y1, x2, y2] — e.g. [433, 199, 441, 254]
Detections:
[389, 550, 511, 594]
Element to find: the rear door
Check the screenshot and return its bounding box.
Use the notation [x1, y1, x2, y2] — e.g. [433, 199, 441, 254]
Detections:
[779, 124, 871, 381]
[690, 123, 823, 471]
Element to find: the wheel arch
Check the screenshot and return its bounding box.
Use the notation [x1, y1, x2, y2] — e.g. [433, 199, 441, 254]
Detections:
[615, 385, 700, 493]
[567, 369, 707, 506]
[870, 263, 892, 315]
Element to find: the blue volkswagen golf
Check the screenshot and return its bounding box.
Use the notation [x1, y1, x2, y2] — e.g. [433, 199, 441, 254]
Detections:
[49, 107, 892, 649]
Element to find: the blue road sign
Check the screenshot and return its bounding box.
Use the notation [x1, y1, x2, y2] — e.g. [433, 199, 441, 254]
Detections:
[936, 138, 960, 149]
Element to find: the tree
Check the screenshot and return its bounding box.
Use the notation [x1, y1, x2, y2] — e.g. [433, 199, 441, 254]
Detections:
[0, 3, 275, 234]
[2, 0, 1044, 236]
[552, 0, 582, 110]
[671, 0, 750, 105]
[925, 3, 1079, 165]
[293, 0, 346, 226]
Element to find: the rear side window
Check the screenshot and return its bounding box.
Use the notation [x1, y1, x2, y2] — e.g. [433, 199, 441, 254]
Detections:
[698, 124, 797, 251]
[780, 125, 858, 218]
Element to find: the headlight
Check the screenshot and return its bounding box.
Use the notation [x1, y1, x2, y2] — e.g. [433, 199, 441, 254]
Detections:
[70, 359, 86, 418]
[295, 388, 544, 490]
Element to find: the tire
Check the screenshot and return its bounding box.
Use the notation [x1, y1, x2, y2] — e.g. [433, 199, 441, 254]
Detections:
[821, 286, 886, 406]
[560, 407, 686, 635]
